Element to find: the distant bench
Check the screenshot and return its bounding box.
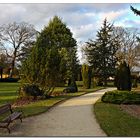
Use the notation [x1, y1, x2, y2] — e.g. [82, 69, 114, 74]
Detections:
[0, 104, 22, 133]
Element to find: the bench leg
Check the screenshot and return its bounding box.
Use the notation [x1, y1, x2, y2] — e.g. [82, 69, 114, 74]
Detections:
[7, 127, 10, 134]
[20, 117, 22, 123]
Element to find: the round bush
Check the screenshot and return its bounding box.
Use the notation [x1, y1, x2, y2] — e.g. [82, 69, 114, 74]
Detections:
[101, 90, 140, 104]
[63, 87, 77, 93]
[20, 84, 43, 99]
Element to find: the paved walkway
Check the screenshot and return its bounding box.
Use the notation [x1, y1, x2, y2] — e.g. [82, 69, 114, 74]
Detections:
[0, 88, 115, 136]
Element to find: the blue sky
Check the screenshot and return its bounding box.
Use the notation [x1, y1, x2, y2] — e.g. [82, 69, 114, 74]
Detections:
[0, 3, 140, 43]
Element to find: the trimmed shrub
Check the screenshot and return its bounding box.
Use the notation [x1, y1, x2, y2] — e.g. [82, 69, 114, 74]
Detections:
[68, 79, 78, 92]
[20, 84, 43, 99]
[63, 87, 77, 93]
[115, 61, 132, 91]
[101, 90, 140, 104]
[81, 64, 91, 89]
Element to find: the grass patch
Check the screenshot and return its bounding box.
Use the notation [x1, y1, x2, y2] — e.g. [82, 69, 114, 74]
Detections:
[15, 97, 65, 117]
[0, 82, 19, 105]
[94, 100, 140, 136]
[0, 82, 104, 118]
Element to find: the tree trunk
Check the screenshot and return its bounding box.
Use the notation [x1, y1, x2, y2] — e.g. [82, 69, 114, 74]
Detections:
[0, 68, 3, 79]
[9, 57, 16, 78]
[68, 79, 71, 86]
[104, 77, 107, 87]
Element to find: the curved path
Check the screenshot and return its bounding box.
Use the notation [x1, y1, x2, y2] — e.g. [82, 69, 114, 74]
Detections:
[1, 88, 115, 136]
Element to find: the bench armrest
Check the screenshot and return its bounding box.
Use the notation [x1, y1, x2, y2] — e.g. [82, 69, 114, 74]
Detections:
[2, 116, 12, 123]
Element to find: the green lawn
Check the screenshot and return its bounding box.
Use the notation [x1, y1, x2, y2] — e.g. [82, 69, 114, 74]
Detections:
[94, 100, 140, 136]
[0, 82, 19, 105]
[0, 82, 104, 118]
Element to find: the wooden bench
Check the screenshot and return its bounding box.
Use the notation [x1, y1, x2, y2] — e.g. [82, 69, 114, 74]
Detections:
[0, 104, 22, 133]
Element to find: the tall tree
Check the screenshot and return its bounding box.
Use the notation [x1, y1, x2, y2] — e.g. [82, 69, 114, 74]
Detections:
[81, 64, 91, 89]
[85, 19, 119, 86]
[21, 16, 78, 95]
[42, 16, 78, 88]
[0, 22, 37, 77]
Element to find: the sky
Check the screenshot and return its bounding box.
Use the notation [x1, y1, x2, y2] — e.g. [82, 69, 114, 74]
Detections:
[0, 3, 140, 43]
[0, 3, 140, 63]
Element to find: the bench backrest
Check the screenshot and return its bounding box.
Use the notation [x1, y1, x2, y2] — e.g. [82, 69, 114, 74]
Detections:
[0, 104, 12, 114]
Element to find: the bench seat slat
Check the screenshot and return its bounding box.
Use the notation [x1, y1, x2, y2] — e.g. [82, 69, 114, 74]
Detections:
[2, 112, 22, 123]
[9, 112, 22, 121]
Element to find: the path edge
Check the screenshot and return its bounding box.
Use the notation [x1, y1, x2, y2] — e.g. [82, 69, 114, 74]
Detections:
[47, 87, 105, 112]
[23, 87, 105, 118]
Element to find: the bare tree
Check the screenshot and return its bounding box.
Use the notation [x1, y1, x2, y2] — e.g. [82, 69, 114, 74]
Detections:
[114, 27, 140, 70]
[0, 22, 37, 77]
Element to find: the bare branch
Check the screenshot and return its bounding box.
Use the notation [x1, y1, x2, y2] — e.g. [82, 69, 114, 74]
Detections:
[114, 27, 140, 69]
[0, 22, 37, 77]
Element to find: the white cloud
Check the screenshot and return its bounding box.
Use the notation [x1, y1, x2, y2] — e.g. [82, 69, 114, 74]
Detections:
[98, 9, 128, 22]
[114, 17, 140, 29]
[0, 3, 139, 43]
[72, 24, 97, 42]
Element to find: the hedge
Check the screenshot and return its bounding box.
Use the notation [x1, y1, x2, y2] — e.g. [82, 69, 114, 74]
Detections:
[101, 90, 140, 104]
[0, 78, 19, 82]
